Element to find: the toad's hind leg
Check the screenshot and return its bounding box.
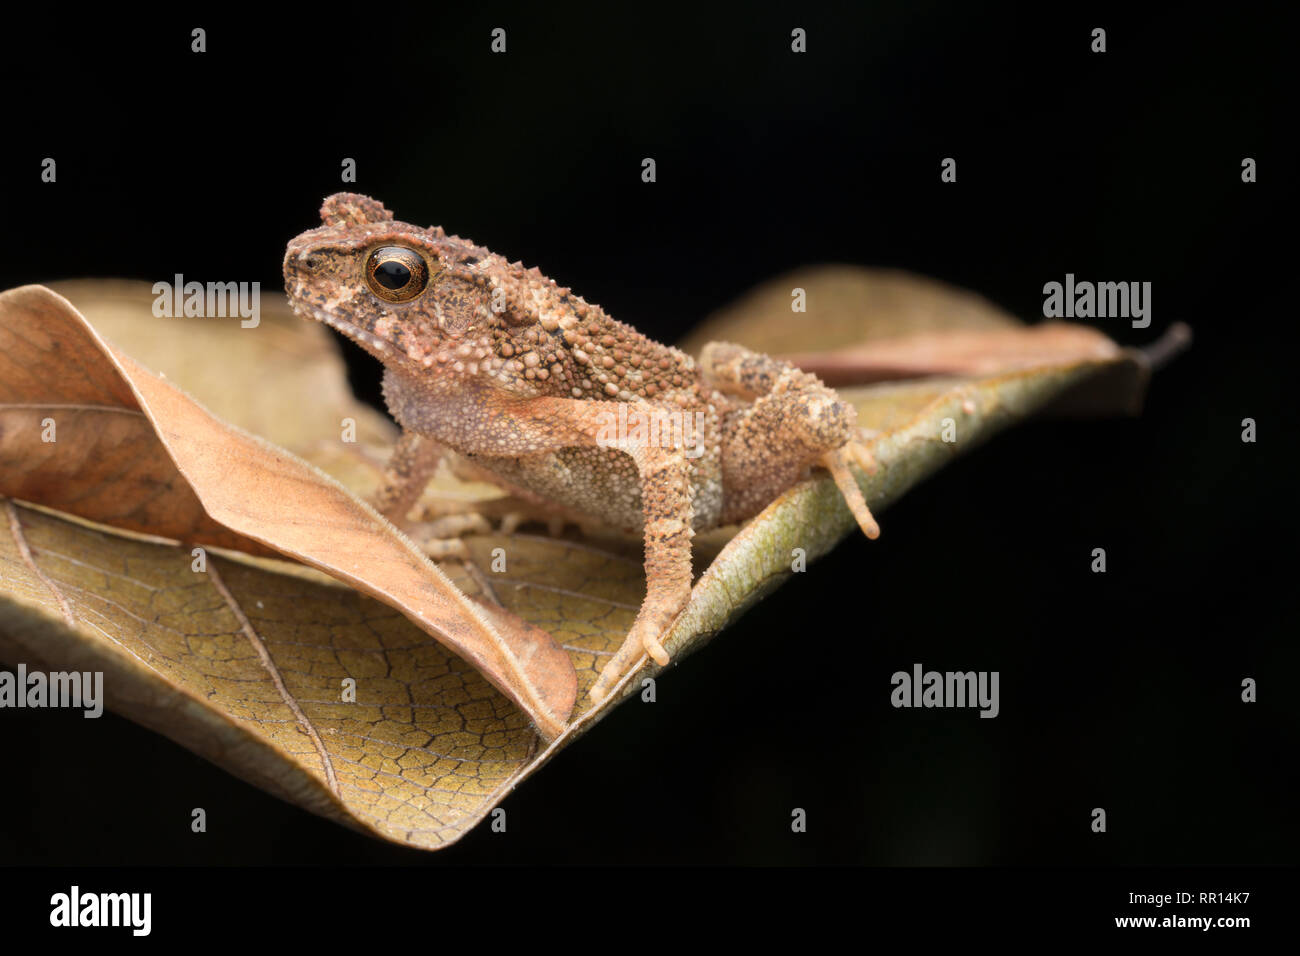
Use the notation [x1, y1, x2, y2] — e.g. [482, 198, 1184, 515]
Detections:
[700, 341, 881, 540]
[821, 445, 880, 539]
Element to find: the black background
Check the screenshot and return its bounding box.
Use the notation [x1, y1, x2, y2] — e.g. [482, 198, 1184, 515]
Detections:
[0, 3, 1294, 870]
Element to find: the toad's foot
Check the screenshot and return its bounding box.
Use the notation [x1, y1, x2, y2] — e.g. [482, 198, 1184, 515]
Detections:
[589, 583, 691, 703]
[498, 509, 576, 538]
[403, 513, 494, 560]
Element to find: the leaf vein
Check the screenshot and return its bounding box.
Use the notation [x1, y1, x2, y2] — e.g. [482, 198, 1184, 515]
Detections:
[5, 500, 77, 629]
[205, 560, 341, 798]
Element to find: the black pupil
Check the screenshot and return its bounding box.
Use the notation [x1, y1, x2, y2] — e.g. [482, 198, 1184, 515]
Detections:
[374, 259, 412, 290]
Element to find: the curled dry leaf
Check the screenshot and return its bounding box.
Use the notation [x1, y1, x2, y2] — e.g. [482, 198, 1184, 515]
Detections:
[0, 271, 1175, 849]
[0, 285, 577, 739]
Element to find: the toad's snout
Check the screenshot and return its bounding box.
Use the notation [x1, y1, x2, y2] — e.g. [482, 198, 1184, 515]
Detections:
[283, 243, 326, 281]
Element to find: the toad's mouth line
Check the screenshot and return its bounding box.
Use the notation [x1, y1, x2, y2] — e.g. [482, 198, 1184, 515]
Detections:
[289, 296, 390, 354]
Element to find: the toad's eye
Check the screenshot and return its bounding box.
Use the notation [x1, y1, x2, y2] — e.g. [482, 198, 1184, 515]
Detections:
[365, 246, 429, 302]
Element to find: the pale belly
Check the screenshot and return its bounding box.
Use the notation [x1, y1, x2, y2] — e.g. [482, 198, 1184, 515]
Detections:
[461, 442, 724, 534]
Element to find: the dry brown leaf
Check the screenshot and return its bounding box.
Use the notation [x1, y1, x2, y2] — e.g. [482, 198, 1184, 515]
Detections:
[685, 264, 1165, 417]
[45, 279, 515, 521]
[776, 322, 1122, 384]
[0, 268, 1175, 849]
[678, 265, 1018, 357]
[44, 279, 399, 456]
[0, 286, 576, 738]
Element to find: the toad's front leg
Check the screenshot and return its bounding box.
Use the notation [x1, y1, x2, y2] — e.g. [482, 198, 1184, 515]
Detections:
[588, 432, 695, 702]
[493, 398, 697, 704]
[386, 392, 698, 706]
[369, 429, 493, 558]
[371, 429, 442, 522]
